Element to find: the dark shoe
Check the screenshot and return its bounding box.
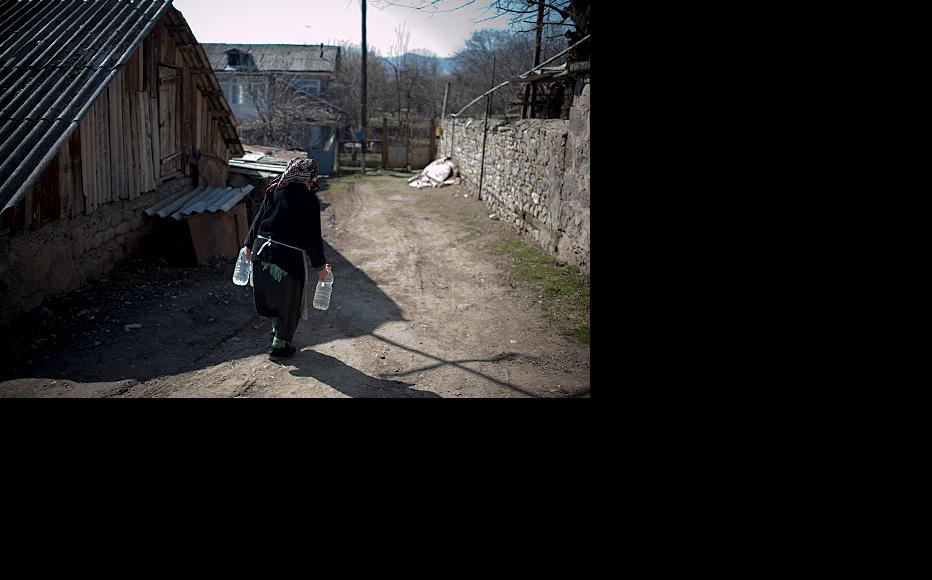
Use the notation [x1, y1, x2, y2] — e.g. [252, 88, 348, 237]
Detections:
[269, 343, 297, 361]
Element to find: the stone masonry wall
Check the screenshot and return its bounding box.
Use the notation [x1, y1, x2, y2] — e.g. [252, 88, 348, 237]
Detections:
[0, 175, 193, 324]
[440, 82, 590, 272]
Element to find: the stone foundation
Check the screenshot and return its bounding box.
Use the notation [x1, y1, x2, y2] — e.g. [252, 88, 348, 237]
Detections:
[440, 82, 590, 272]
[0, 175, 194, 324]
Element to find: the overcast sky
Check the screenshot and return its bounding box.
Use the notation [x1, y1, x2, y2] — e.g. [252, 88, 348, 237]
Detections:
[171, 0, 512, 58]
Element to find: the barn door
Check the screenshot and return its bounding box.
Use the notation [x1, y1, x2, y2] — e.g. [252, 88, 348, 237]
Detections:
[158, 64, 182, 177]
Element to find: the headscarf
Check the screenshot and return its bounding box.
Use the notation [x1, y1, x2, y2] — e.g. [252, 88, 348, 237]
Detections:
[266, 157, 319, 196]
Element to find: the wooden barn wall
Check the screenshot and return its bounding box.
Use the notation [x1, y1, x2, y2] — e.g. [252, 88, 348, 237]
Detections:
[10, 17, 235, 234]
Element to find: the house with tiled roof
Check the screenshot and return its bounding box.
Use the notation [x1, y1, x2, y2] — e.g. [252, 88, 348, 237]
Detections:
[201, 43, 345, 171]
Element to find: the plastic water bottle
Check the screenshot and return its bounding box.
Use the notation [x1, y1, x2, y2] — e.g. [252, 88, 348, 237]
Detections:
[313, 264, 334, 310]
[232, 246, 251, 285]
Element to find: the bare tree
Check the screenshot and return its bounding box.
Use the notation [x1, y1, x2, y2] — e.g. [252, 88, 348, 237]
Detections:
[330, 40, 394, 140]
[444, 28, 561, 117]
[373, 0, 589, 54]
[373, 1, 589, 119]
[237, 75, 347, 149]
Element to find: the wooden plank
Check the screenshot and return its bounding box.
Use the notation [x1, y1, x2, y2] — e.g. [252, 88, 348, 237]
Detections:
[90, 99, 100, 209]
[155, 20, 164, 64]
[137, 91, 149, 192]
[126, 90, 136, 198]
[97, 95, 111, 204]
[181, 67, 192, 175]
[123, 47, 136, 92]
[142, 35, 150, 92]
[68, 126, 84, 216]
[138, 91, 155, 192]
[23, 183, 32, 229]
[158, 65, 171, 175]
[153, 20, 162, 63]
[123, 71, 137, 199]
[203, 97, 210, 154]
[187, 210, 241, 265]
[150, 95, 161, 183]
[148, 33, 157, 90]
[81, 104, 96, 214]
[131, 91, 142, 198]
[34, 157, 60, 226]
[170, 83, 177, 170]
[58, 138, 73, 219]
[138, 41, 144, 90]
[94, 99, 110, 208]
[194, 89, 202, 152]
[109, 74, 124, 202]
[168, 33, 178, 66]
[215, 127, 223, 159]
[89, 98, 100, 205]
[10, 195, 25, 234]
[92, 98, 101, 204]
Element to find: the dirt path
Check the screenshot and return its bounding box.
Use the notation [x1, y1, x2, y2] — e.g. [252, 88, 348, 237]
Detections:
[0, 175, 589, 397]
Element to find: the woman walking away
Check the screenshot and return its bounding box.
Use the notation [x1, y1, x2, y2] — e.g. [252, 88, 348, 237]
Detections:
[243, 157, 329, 360]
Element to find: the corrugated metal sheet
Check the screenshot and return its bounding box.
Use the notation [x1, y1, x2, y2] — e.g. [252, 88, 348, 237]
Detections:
[0, 0, 173, 214]
[144, 184, 254, 220]
[512, 63, 567, 83]
[228, 159, 287, 174]
[201, 43, 340, 73]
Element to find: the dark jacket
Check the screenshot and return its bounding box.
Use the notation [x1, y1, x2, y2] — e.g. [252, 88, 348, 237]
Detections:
[245, 181, 327, 278]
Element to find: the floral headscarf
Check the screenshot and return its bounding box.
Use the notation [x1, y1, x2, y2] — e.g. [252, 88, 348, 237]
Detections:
[266, 157, 319, 195]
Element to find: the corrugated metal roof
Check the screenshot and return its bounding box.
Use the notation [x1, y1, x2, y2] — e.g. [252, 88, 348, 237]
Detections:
[0, 1, 244, 216]
[201, 43, 340, 73]
[144, 184, 255, 220]
[0, 0, 173, 214]
[228, 159, 286, 175]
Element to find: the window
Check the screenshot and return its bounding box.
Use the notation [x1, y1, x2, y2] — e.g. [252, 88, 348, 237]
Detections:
[250, 82, 267, 104]
[224, 80, 243, 105]
[226, 49, 256, 71]
[292, 78, 321, 95]
[220, 81, 233, 104]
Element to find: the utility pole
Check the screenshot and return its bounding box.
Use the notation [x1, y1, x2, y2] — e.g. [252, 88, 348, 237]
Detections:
[440, 81, 450, 156]
[478, 56, 495, 201]
[522, 1, 545, 119]
[361, 0, 368, 173]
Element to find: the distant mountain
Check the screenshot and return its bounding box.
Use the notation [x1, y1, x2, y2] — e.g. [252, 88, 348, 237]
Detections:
[383, 53, 455, 76]
[437, 57, 455, 76]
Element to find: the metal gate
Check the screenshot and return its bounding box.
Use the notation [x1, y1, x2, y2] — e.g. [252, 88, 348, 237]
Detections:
[307, 125, 335, 176]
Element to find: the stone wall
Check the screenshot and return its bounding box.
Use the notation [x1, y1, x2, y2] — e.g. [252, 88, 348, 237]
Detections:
[440, 82, 590, 272]
[0, 175, 193, 324]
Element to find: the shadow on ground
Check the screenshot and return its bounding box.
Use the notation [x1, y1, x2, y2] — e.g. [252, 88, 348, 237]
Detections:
[0, 187, 572, 396]
[287, 349, 439, 398]
[0, 241, 406, 390]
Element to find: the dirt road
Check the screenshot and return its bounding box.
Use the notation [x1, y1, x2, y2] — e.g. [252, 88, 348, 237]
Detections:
[0, 174, 590, 397]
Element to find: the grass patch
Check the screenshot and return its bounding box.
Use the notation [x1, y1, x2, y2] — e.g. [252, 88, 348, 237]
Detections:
[463, 218, 482, 233]
[493, 238, 590, 344]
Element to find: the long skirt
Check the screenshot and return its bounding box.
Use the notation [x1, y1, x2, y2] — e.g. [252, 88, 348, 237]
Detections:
[252, 261, 304, 342]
